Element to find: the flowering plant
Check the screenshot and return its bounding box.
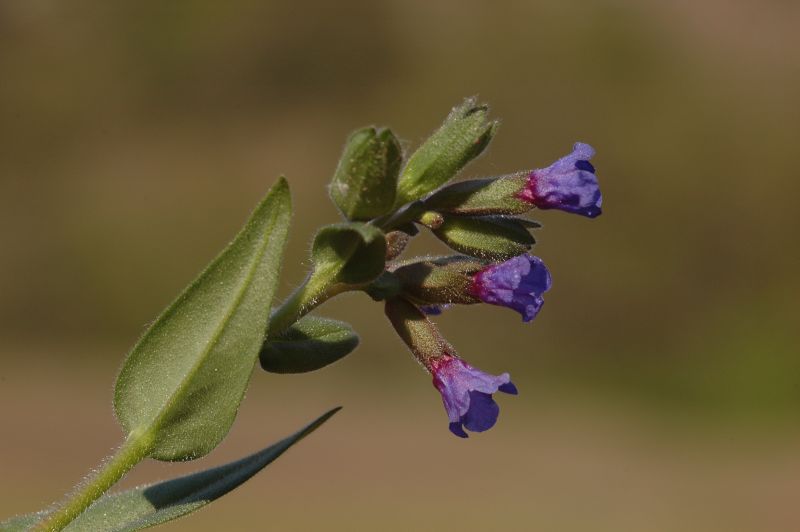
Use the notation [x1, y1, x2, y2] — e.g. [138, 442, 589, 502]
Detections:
[2, 98, 602, 531]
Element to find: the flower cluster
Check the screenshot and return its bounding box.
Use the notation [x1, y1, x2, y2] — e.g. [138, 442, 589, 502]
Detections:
[382, 139, 602, 437]
[271, 98, 603, 439]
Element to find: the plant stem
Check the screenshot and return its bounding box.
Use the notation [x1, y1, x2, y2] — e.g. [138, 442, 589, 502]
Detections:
[374, 200, 425, 232]
[33, 433, 151, 531]
[268, 275, 348, 336]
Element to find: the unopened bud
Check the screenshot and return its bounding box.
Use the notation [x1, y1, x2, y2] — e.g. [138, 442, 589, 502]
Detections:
[385, 230, 411, 261]
[330, 127, 402, 221]
[418, 211, 444, 230]
[432, 215, 536, 260]
[395, 97, 497, 206]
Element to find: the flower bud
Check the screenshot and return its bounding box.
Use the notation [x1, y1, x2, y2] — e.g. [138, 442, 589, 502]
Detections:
[417, 210, 444, 230]
[329, 127, 402, 220]
[395, 97, 497, 206]
[392, 255, 484, 306]
[432, 215, 535, 260]
[424, 173, 531, 216]
[384, 230, 411, 261]
[424, 142, 603, 219]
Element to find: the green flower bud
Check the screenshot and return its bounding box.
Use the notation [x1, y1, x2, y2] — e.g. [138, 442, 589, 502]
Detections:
[424, 174, 531, 216]
[432, 215, 536, 260]
[395, 97, 497, 206]
[392, 255, 484, 306]
[385, 230, 411, 261]
[417, 210, 445, 230]
[329, 127, 402, 221]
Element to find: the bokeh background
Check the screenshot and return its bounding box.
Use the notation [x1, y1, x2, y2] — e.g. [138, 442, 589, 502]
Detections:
[2, 1, 799, 531]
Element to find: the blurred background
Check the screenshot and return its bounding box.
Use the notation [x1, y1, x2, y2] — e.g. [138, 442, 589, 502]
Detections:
[1, 1, 799, 530]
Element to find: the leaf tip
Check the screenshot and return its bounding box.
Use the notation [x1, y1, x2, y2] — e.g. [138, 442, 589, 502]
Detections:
[272, 175, 292, 203]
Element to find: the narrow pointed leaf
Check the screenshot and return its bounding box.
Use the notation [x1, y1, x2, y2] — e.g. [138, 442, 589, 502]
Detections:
[114, 178, 292, 461]
[4, 409, 339, 532]
[261, 316, 359, 373]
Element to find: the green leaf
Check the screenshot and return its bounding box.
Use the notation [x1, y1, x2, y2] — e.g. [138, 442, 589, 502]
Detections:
[424, 174, 531, 216]
[432, 215, 535, 260]
[261, 316, 359, 373]
[329, 127, 402, 220]
[395, 97, 497, 206]
[1, 409, 340, 532]
[114, 178, 292, 461]
[0, 512, 45, 531]
[310, 222, 386, 286]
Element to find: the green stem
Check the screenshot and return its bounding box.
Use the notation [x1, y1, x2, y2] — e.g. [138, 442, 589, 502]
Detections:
[34, 433, 151, 531]
[268, 273, 349, 336]
[374, 200, 425, 232]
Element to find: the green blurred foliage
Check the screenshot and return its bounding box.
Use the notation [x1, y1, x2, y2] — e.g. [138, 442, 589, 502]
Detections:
[1, 1, 800, 530]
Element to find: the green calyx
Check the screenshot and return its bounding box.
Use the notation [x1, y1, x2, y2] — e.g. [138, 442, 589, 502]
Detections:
[310, 222, 387, 286]
[395, 97, 497, 207]
[268, 222, 387, 336]
[432, 215, 537, 260]
[392, 255, 484, 306]
[330, 127, 402, 220]
[424, 173, 531, 216]
[384, 297, 454, 367]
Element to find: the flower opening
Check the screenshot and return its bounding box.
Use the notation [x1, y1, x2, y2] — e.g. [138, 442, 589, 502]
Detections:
[430, 354, 517, 438]
[518, 142, 602, 218]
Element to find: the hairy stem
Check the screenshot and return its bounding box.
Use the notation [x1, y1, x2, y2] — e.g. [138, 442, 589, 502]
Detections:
[33, 433, 151, 531]
[268, 275, 349, 336]
[373, 200, 425, 232]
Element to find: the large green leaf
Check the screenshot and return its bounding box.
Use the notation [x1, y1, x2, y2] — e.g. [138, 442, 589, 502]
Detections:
[1, 410, 339, 532]
[261, 316, 359, 373]
[0, 512, 45, 531]
[114, 178, 292, 461]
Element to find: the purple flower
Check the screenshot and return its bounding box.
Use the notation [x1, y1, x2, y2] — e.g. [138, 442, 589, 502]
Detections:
[430, 354, 518, 438]
[472, 254, 552, 322]
[518, 142, 602, 218]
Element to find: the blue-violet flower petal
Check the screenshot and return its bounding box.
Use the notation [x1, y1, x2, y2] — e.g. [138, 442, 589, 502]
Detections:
[472, 254, 552, 322]
[431, 355, 517, 438]
[518, 142, 602, 218]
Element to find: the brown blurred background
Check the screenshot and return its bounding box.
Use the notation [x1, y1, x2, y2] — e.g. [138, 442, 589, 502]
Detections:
[1, 1, 799, 531]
